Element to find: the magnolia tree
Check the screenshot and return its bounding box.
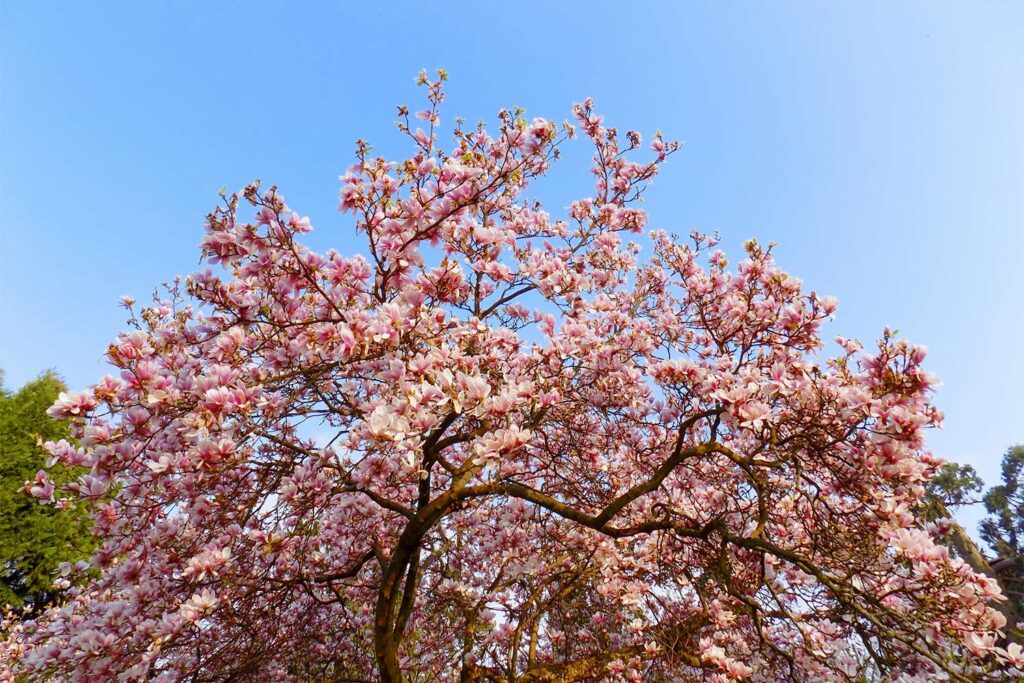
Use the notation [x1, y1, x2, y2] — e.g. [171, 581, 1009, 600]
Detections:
[4, 73, 1021, 682]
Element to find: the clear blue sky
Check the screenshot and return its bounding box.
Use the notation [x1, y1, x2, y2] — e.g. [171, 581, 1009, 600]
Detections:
[1, 2, 1021, 531]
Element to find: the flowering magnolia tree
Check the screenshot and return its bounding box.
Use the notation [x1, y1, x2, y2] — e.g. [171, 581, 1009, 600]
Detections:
[5, 72, 1021, 682]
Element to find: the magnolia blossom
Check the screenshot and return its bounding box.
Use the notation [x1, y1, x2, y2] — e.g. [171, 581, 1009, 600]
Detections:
[2, 73, 1017, 683]
[179, 590, 218, 623]
[46, 391, 97, 419]
[24, 471, 54, 502]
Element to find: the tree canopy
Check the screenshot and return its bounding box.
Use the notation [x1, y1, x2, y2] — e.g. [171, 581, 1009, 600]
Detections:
[930, 447, 1024, 627]
[980, 447, 1024, 573]
[4, 74, 1021, 681]
[0, 371, 93, 611]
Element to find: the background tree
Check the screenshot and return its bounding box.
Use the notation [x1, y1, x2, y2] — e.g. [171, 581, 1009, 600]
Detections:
[0, 370, 94, 612]
[925, 450, 1024, 637]
[927, 461, 984, 510]
[4, 74, 1022, 681]
[980, 447, 1024, 618]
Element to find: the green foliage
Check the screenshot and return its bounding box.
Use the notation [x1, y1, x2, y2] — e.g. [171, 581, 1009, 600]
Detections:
[980, 446, 1024, 558]
[979, 445, 1024, 611]
[0, 370, 95, 610]
[929, 447, 1024, 620]
[927, 461, 984, 508]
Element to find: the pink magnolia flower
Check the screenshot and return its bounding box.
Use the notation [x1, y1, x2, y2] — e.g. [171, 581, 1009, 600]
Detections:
[46, 390, 97, 418]
[24, 471, 54, 502]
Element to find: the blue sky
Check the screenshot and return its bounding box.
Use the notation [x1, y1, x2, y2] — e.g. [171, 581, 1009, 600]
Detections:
[2, 1, 1021, 531]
